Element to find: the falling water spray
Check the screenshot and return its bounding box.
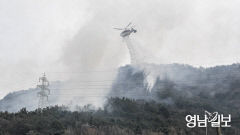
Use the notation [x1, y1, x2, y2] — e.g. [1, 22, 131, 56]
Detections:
[123, 37, 138, 65]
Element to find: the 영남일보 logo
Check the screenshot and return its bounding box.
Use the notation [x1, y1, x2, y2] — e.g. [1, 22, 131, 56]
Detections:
[185, 111, 231, 128]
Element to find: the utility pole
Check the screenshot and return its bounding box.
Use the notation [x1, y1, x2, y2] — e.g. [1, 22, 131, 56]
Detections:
[37, 73, 50, 109]
[216, 127, 222, 135]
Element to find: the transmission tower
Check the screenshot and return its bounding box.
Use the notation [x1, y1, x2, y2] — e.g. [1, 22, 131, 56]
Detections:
[37, 73, 50, 109]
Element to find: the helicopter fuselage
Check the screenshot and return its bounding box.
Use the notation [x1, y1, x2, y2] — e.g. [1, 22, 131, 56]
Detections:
[120, 28, 137, 37]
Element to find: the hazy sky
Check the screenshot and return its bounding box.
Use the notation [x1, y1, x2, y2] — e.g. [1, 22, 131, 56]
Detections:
[1, 0, 240, 98]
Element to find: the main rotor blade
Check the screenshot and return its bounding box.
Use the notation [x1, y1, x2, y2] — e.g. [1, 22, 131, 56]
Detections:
[114, 28, 124, 30]
[125, 22, 132, 28]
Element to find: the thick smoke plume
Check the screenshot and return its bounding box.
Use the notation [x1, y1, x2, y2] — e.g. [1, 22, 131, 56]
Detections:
[2, 0, 240, 111]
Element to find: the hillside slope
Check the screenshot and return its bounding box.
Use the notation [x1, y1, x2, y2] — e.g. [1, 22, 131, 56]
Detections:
[0, 81, 62, 112]
[109, 63, 240, 112]
[1, 63, 240, 113]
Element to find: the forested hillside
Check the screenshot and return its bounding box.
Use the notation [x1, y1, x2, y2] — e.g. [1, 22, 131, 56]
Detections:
[1, 63, 240, 134]
[110, 63, 240, 111]
[0, 97, 239, 135]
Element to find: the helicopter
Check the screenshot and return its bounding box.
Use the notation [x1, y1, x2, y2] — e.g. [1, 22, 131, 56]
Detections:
[114, 22, 137, 37]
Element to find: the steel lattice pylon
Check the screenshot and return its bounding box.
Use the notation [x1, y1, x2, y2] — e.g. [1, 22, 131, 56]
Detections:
[37, 73, 50, 109]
